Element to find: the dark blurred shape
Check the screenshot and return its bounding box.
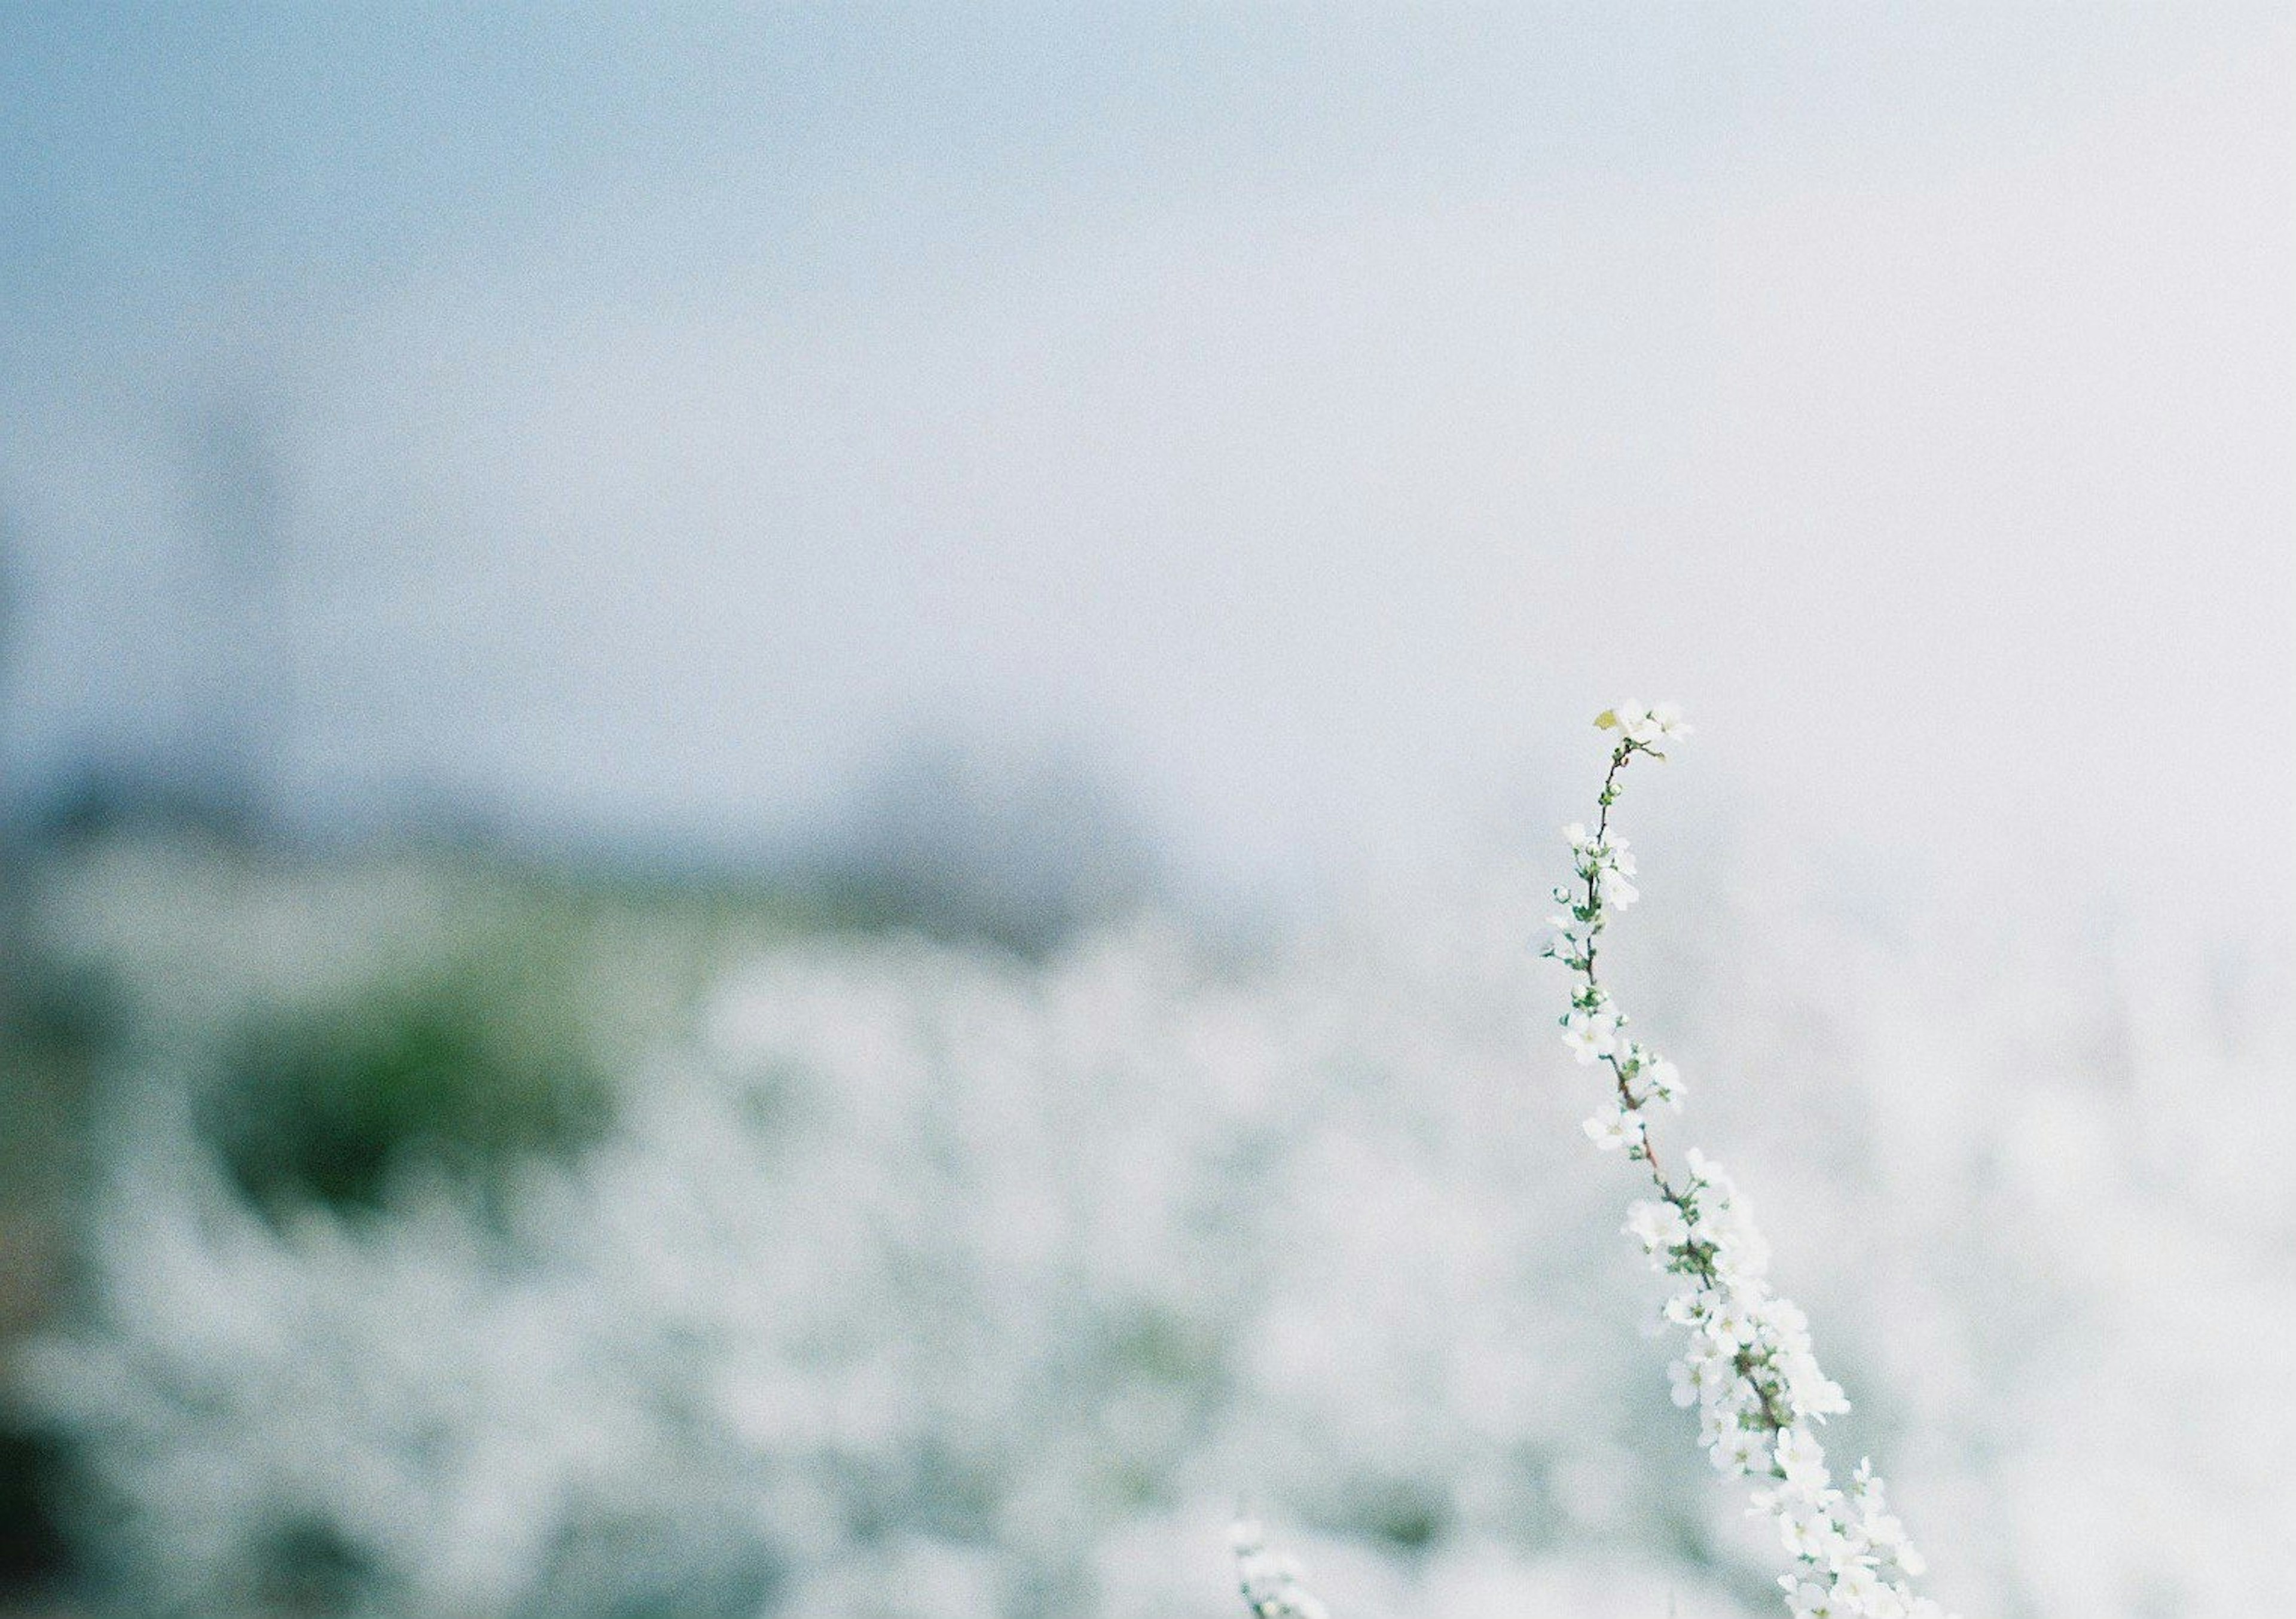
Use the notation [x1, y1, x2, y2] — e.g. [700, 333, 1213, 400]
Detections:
[1, 508, 103, 1604]
[21, 761, 271, 848]
[0, 1426, 71, 1597]
[206, 940, 612, 1217]
[255, 1518, 371, 1618]
[812, 734, 1161, 959]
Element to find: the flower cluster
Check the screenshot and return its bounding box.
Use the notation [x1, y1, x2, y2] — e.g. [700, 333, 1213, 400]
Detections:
[1230, 1519, 1330, 1619]
[1545, 704, 1957, 1619]
[1596, 698, 1692, 751]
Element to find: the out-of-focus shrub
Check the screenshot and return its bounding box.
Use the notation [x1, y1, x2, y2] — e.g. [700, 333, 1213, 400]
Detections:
[15, 862, 2294, 1619]
[206, 940, 613, 1217]
[1, 883, 123, 1602]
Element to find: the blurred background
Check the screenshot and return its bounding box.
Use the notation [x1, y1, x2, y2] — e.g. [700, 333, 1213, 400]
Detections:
[1, 7, 2290, 1618]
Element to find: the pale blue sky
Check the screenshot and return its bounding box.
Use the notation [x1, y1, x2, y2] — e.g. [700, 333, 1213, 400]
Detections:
[1, 8, 2252, 295]
[4, 4, 2289, 917]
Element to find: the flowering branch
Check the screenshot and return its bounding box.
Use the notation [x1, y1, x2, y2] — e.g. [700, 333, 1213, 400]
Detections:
[1544, 702, 1956, 1619]
[1231, 1517, 1331, 1619]
[1225, 704, 1956, 1619]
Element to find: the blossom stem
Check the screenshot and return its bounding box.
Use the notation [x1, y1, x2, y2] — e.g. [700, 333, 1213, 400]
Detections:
[1552, 706, 1949, 1619]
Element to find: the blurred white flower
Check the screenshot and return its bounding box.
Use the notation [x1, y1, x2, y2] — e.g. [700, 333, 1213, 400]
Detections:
[1229, 1519, 1329, 1619]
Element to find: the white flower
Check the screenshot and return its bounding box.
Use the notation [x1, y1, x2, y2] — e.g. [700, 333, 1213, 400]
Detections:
[1561, 1010, 1620, 1064]
[1661, 1288, 1707, 1327]
[1779, 1499, 1844, 1563]
[1867, 1514, 1921, 1577]
[1666, 1358, 1703, 1408]
[1624, 1199, 1691, 1254]
[1776, 1428, 1831, 1492]
[1706, 1293, 1758, 1346]
[1781, 1575, 1840, 1619]
[1582, 1105, 1645, 1152]
[1711, 1424, 1770, 1476]
[1764, 1297, 1812, 1340]
[1696, 1199, 1773, 1283]
[1601, 698, 1691, 749]
[1788, 1360, 1852, 1420]
[1831, 1565, 1893, 1615]
[1603, 698, 1651, 744]
[1669, 1350, 1734, 1412]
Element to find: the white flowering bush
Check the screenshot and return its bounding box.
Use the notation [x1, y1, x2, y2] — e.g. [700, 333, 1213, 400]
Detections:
[15, 790, 2295, 1618]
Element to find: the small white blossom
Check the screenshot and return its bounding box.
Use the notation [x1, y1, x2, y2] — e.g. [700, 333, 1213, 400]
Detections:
[1602, 698, 1693, 749]
[1624, 1199, 1691, 1255]
[1789, 1361, 1853, 1420]
[1669, 1351, 1732, 1411]
[1582, 1105, 1645, 1152]
[1780, 1576, 1839, 1619]
[1776, 1429, 1831, 1492]
[1706, 1293, 1758, 1346]
[1561, 1009, 1620, 1064]
[1778, 1499, 1844, 1563]
[1605, 698, 1658, 746]
[1666, 1358, 1701, 1408]
[1712, 1424, 1770, 1476]
[1831, 1565, 1891, 1615]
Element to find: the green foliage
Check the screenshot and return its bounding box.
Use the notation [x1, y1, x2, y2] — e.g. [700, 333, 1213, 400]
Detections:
[207, 936, 613, 1216]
